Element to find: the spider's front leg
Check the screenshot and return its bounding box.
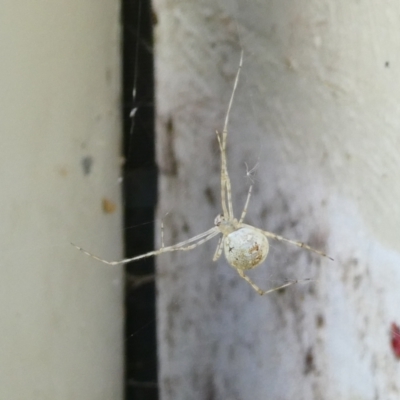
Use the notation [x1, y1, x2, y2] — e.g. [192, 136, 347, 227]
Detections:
[213, 236, 224, 261]
[216, 51, 243, 220]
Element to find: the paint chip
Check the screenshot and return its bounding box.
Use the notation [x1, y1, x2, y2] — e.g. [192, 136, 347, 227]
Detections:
[102, 198, 117, 214]
[391, 323, 400, 358]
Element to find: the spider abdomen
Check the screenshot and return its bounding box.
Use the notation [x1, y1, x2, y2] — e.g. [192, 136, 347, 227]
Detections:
[224, 227, 269, 270]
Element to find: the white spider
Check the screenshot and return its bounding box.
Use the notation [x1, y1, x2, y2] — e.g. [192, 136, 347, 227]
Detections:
[74, 51, 332, 295]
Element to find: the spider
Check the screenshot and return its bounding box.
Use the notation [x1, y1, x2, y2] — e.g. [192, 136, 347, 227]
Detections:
[74, 51, 333, 295]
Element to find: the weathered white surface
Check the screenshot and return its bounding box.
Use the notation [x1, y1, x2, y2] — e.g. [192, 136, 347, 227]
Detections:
[0, 1, 122, 399]
[154, 0, 400, 399]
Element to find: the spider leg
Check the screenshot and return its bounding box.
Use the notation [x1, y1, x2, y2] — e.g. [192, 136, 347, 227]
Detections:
[218, 50, 243, 219]
[221, 130, 233, 219]
[241, 223, 334, 260]
[212, 235, 224, 261]
[239, 184, 253, 223]
[237, 270, 309, 296]
[72, 227, 220, 266]
[222, 50, 243, 136]
[216, 130, 229, 219]
[217, 129, 233, 219]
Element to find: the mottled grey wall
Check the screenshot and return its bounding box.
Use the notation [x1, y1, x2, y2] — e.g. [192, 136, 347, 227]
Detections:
[154, 1, 400, 399]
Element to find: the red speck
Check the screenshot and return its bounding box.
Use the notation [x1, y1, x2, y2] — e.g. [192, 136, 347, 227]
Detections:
[391, 323, 400, 358]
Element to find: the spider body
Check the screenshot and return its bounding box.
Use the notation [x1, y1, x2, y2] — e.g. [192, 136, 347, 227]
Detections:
[214, 214, 269, 270]
[74, 50, 332, 296]
[223, 226, 269, 270]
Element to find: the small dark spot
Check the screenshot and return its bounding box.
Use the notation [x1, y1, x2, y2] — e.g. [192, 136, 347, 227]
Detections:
[353, 274, 363, 290]
[204, 186, 216, 205]
[277, 286, 287, 295]
[151, 9, 158, 25]
[166, 117, 173, 133]
[167, 298, 182, 316]
[261, 206, 269, 220]
[203, 371, 217, 400]
[316, 314, 325, 328]
[105, 68, 111, 83]
[162, 117, 178, 176]
[169, 225, 179, 244]
[307, 283, 316, 296]
[304, 347, 315, 374]
[385, 61, 390, 68]
[81, 156, 93, 175]
[182, 220, 189, 233]
[229, 246, 234, 253]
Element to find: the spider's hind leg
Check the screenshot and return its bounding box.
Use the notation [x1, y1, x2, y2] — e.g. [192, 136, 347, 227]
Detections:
[237, 269, 301, 296]
[241, 224, 334, 261]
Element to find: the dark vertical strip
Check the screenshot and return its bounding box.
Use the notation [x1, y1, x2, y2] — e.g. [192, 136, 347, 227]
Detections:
[122, 1, 158, 399]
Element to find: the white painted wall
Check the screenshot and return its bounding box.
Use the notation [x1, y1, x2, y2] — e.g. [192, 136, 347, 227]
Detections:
[154, 1, 400, 399]
[0, 2, 123, 399]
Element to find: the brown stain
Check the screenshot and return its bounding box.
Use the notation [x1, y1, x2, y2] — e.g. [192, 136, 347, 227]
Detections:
[119, 156, 126, 167]
[102, 198, 117, 214]
[249, 243, 259, 254]
[253, 254, 262, 266]
[57, 166, 68, 177]
[304, 347, 315, 374]
[204, 186, 216, 206]
[248, 243, 263, 267]
[284, 56, 298, 71]
[151, 9, 158, 25]
[316, 314, 325, 328]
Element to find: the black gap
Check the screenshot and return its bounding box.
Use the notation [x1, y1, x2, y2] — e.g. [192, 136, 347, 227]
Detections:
[122, 0, 158, 399]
